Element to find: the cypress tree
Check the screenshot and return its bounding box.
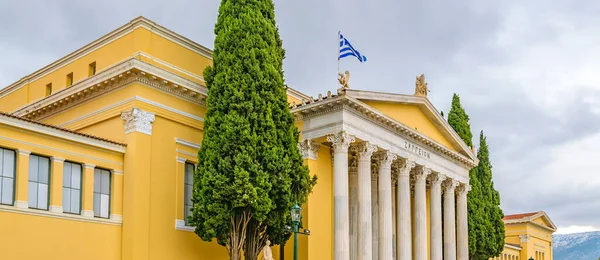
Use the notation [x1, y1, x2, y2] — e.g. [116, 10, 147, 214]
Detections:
[447, 94, 505, 260]
[448, 94, 473, 147]
[189, 1, 316, 259]
[472, 132, 505, 259]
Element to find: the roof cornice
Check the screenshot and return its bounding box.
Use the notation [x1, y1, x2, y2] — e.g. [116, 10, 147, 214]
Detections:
[504, 211, 557, 232]
[0, 113, 126, 153]
[291, 93, 478, 168]
[12, 57, 208, 120]
[0, 16, 212, 99]
[343, 89, 478, 162]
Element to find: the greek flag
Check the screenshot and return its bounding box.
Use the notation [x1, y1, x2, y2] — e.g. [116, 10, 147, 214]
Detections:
[339, 33, 367, 63]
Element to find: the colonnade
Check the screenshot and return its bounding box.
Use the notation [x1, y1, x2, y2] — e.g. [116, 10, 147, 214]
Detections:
[324, 131, 470, 260]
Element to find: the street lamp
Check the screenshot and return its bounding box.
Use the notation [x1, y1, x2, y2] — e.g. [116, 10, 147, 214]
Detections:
[289, 204, 310, 260]
[529, 257, 534, 260]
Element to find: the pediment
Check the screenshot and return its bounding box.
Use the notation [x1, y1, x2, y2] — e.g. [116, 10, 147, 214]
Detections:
[345, 89, 476, 160]
[531, 212, 558, 231]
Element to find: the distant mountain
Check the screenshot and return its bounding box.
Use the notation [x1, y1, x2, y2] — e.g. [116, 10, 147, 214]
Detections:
[553, 231, 600, 260]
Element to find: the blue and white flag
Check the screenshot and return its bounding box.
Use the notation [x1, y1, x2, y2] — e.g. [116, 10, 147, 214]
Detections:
[339, 33, 367, 63]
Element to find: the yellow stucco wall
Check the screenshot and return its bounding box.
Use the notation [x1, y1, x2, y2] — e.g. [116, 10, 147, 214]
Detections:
[362, 101, 457, 152]
[0, 117, 125, 260]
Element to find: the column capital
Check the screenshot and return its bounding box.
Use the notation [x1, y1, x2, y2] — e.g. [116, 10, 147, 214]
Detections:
[414, 166, 431, 181]
[84, 163, 96, 169]
[376, 150, 397, 168]
[51, 157, 65, 163]
[443, 179, 459, 193]
[298, 139, 321, 160]
[351, 142, 378, 161]
[429, 172, 447, 187]
[327, 131, 355, 153]
[121, 107, 156, 135]
[398, 158, 416, 176]
[456, 183, 471, 196]
[17, 149, 31, 155]
[519, 234, 530, 242]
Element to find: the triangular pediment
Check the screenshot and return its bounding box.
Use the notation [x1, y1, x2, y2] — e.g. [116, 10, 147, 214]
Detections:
[344, 89, 476, 160]
[530, 212, 558, 231]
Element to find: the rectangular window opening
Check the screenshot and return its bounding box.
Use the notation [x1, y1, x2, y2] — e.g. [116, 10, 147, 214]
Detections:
[28, 155, 50, 210]
[184, 162, 195, 225]
[62, 162, 82, 214]
[66, 73, 73, 87]
[45, 83, 52, 96]
[93, 168, 111, 218]
[88, 62, 96, 76]
[0, 148, 16, 206]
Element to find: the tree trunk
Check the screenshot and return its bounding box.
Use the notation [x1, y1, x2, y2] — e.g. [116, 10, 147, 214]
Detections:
[244, 218, 268, 260]
[227, 211, 252, 260]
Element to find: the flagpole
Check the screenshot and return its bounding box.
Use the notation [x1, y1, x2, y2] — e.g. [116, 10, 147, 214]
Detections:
[337, 31, 341, 76]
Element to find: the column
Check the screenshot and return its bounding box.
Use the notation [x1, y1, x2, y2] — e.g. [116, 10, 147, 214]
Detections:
[110, 170, 124, 220]
[356, 143, 377, 260]
[443, 179, 459, 260]
[81, 163, 95, 217]
[371, 169, 379, 260]
[377, 151, 396, 260]
[397, 159, 415, 260]
[429, 173, 446, 260]
[121, 107, 155, 260]
[413, 167, 431, 260]
[15, 149, 30, 209]
[327, 131, 355, 260]
[349, 161, 358, 260]
[391, 174, 397, 259]
[456, 183, 471, 260]
[49, 157, 65, 213]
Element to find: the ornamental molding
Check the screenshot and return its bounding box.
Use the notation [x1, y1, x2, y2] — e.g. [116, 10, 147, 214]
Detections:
[519, 234, 531, 242]
[291, 94, 477, 169]
[121, 108, 155, 135]
[12, 58, 208, 121]
[298, 140, 321, 160]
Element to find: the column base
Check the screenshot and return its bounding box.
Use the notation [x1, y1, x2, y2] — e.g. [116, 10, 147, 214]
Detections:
[49, 205, 63, 213]
[15, 200, 28, 209]
[82, 210, 94, 217]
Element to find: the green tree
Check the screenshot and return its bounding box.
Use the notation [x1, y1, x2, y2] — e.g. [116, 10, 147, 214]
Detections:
[189, 1, 316, 259]
[471, 131, 505, 259]
[448, 94, 473, 147]
[447, 94, 505, 259]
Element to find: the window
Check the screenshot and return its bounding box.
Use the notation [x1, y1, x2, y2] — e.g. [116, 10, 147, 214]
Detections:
[28, 155, 50, 210]
[0, 148, 15, 205]
[62, 162, 82, 214]
[88, 62, 96, 76]
[45, 83, 52, 96]
[93, 168, 111, 218]
[66, 73, 73, 87]
[184, 162, 195, 224]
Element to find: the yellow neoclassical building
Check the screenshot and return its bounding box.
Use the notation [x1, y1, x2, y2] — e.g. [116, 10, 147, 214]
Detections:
[491, 211, 557, 260]
[0, 17, 478, 260]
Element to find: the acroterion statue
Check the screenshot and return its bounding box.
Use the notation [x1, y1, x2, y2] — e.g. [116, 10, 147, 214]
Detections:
[414, 74, 430, 97]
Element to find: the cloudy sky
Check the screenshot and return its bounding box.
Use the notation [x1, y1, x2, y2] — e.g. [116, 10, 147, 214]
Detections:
[1, 0, 599, 234]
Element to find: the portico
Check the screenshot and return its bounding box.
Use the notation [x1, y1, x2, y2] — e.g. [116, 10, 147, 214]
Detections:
[293, 87, 477, 260]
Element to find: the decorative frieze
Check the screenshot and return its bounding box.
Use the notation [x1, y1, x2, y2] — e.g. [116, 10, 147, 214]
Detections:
[121, 108, 155, 135]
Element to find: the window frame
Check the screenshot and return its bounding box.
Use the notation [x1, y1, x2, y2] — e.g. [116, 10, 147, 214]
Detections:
[88, 62, 96, 76]
[184, 162, 195, 225]
[28, 154, 51, 210]
[93, 168, 111, 219]
[62, 161, 83, 215]
[0, 147, 16, 206]
[66, 73, 73, 87]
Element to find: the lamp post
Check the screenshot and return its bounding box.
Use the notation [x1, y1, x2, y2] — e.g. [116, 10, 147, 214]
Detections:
[529, 257, 534, 260]
[289, 204, 310, 260]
